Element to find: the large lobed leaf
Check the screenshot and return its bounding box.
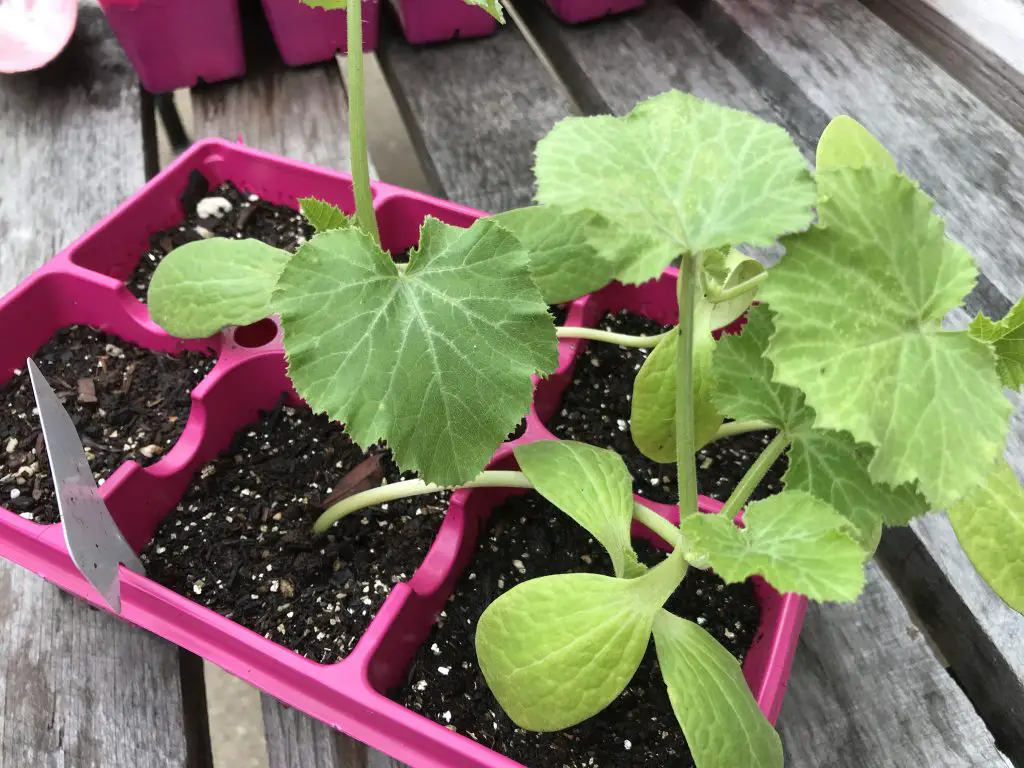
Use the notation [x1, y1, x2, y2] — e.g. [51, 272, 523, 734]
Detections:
[948, 459, 1024, 615]
[682, 490, 867, 601]
[274, 217, 557, 485]
[815, 115, 896, 174]
[147, 238, 289, 339]
[969, 298, 1024, 390]
[515, 440, 644, 578]
[653, 610, 783, 768]
[762, 168, 1011, 508]
[535, 91, 815, 282]
[476, 551, 684, 732]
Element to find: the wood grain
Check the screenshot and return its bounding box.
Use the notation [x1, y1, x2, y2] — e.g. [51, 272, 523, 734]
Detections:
[859, 0, 1024, 133]
[0, 1, 146, 294]
[376, 15, 576, 213]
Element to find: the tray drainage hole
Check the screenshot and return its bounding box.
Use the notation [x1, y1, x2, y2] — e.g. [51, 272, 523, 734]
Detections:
[233, 318, 278, 348]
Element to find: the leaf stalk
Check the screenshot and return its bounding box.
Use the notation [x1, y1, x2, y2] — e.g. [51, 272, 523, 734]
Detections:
[717, 432, 790, 521]
[555, 326, 673, 348]
[346, 0, 379, 244]
[705, 271, 767, 304]
[675, 254, 700, 524]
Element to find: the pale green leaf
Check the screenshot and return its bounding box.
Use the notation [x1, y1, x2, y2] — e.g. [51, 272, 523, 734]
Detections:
[714, 305, 929, 548]
[476, 552, 685, 731]
[948, 459, 1024, 615]
[148, 238, 289, 339]
[816, 115, 897, 173]
[969, 299, 1024, 389]
[705, 248, 766, 328]
[298, 197, 352, 234]
[682, 490, 867, 601]
[594, 221, 680, 286]
[653, 610, 783, 768]
[514, 440, 643, 578]
[631, 311, 721, 463]
[535, 91, 814, 281]
[275, 218, 557, 485]
[762, 168, 1010, 508]
[462, 0, 504, 21]
[489, 206, 617, 304]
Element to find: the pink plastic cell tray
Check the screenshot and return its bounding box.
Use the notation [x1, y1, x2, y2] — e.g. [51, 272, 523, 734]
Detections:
[0, 139, 806, 768]
[260, 0, 380, 67]
[393, 0, 498, 44]
[543, 0, 646, 23]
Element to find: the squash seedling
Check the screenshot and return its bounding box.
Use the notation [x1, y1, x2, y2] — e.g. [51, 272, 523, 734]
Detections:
[146, 0, 1024, 763]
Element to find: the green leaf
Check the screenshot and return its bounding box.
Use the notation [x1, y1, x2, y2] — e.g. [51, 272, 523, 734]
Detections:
[948, 459, 1024, 615]
[969, 299, 1024, 389]
[816, 116, 897, 173]
[147, 238, 289, 339]
[275, 218, 557, 485]
[476, 552, 685, 731]
[682, 490, 867, 601]
[298, 197, 353, 233]
[714, 305, 929, 548]
[761, 167, 1011, 508]
[631, 311, 721, 463]
[596, 223, 680, 286]
[704, 248, 766, 328]
[462, 0, 504, 21]
[653, 610, 783, 768]
[489, 206, 618, 304]
[535, 91, 815, 282]
[514, 440, 643, 578]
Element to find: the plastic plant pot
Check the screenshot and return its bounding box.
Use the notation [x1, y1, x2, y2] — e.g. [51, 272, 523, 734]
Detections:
[0, 139, 805, 767]
[393, 0, 498, 44]
[261, 0, 380, 67]
[542, 0, 646, 23]
[97, 0, 245, 93]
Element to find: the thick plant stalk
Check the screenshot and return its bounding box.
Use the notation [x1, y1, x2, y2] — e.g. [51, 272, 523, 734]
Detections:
[346, 0, 379, 243]
[675, 254, 700, 524]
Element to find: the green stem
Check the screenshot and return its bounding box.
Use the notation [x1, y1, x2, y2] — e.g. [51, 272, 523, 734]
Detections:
[346, 0, 379, 244]
[713, 420, 774, 440]
[632, 502, 683, 547]
[675, 254, 700, 524]
[555, 326, 673, 348]
[705, 271, 766, 303]
[717, 432, 790, 521]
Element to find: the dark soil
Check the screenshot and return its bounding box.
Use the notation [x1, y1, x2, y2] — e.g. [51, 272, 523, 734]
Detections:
[0, 326, 215, 524]
[141, 401, 449, 664]
[127, 175, 313, 302]
[547, 310, 786, 505]
[395, 492, 760, 767]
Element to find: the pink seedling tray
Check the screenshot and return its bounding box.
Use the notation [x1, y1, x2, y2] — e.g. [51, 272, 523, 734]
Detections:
[0, 139, 805, 767]
[542, 0, 646, 23]
[98, 0, 246, 93]
[393, 0, 498, 44]
[261, 0, 380, 67]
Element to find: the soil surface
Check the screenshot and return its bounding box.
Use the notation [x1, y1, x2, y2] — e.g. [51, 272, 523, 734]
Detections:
[396, 492, 760, 767]
[0, 326, 214, 524]
[141, 401, 450, 664]
[547, 310, 786, 505]
[127, 175, 314, 302]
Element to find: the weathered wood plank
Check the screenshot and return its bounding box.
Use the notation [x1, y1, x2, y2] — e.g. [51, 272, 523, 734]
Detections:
[780, 562, 1011, 767]
[0, 1, 146, 294]
[376, 14, 576, 213]
[859, 0, 1024, 133]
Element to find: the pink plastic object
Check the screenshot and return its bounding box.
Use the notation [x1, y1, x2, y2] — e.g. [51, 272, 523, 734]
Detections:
[260, 0, 379, 67]
[394, 0, 498, 44]
[542, 0, 645, 23]
[97, 0, 245, 93]
[0, 0, 77, 73]
[0, 139, 806, 767]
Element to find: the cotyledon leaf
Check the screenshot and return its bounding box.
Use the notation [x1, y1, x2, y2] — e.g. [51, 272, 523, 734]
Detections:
[298, 197, 353, 234]
[682, 490, 867, 601]
[713, 305, 929, 549]
[969, 298, 1024, 390]
[274, 217, 557, 486]
[148, 238, 289, 339]
[948, 459, 1024, 615]
[535, 91, 815, 283]
[489, 206, 619, 304]
[653, 610, 783, 768]
[762, 167, 1011, 508]
[515, 440, 644, 578]
[816, 115, 897, 174]
[476, 550, 685, 732]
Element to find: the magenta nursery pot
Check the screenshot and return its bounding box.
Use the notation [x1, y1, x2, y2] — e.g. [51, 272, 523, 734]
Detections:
[260, 0, 380, 67]
[98, 0, 246, 93]
[542, 0, 646, 23]
[393, 0, 498, 44]
[0, 139, 805, 767]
